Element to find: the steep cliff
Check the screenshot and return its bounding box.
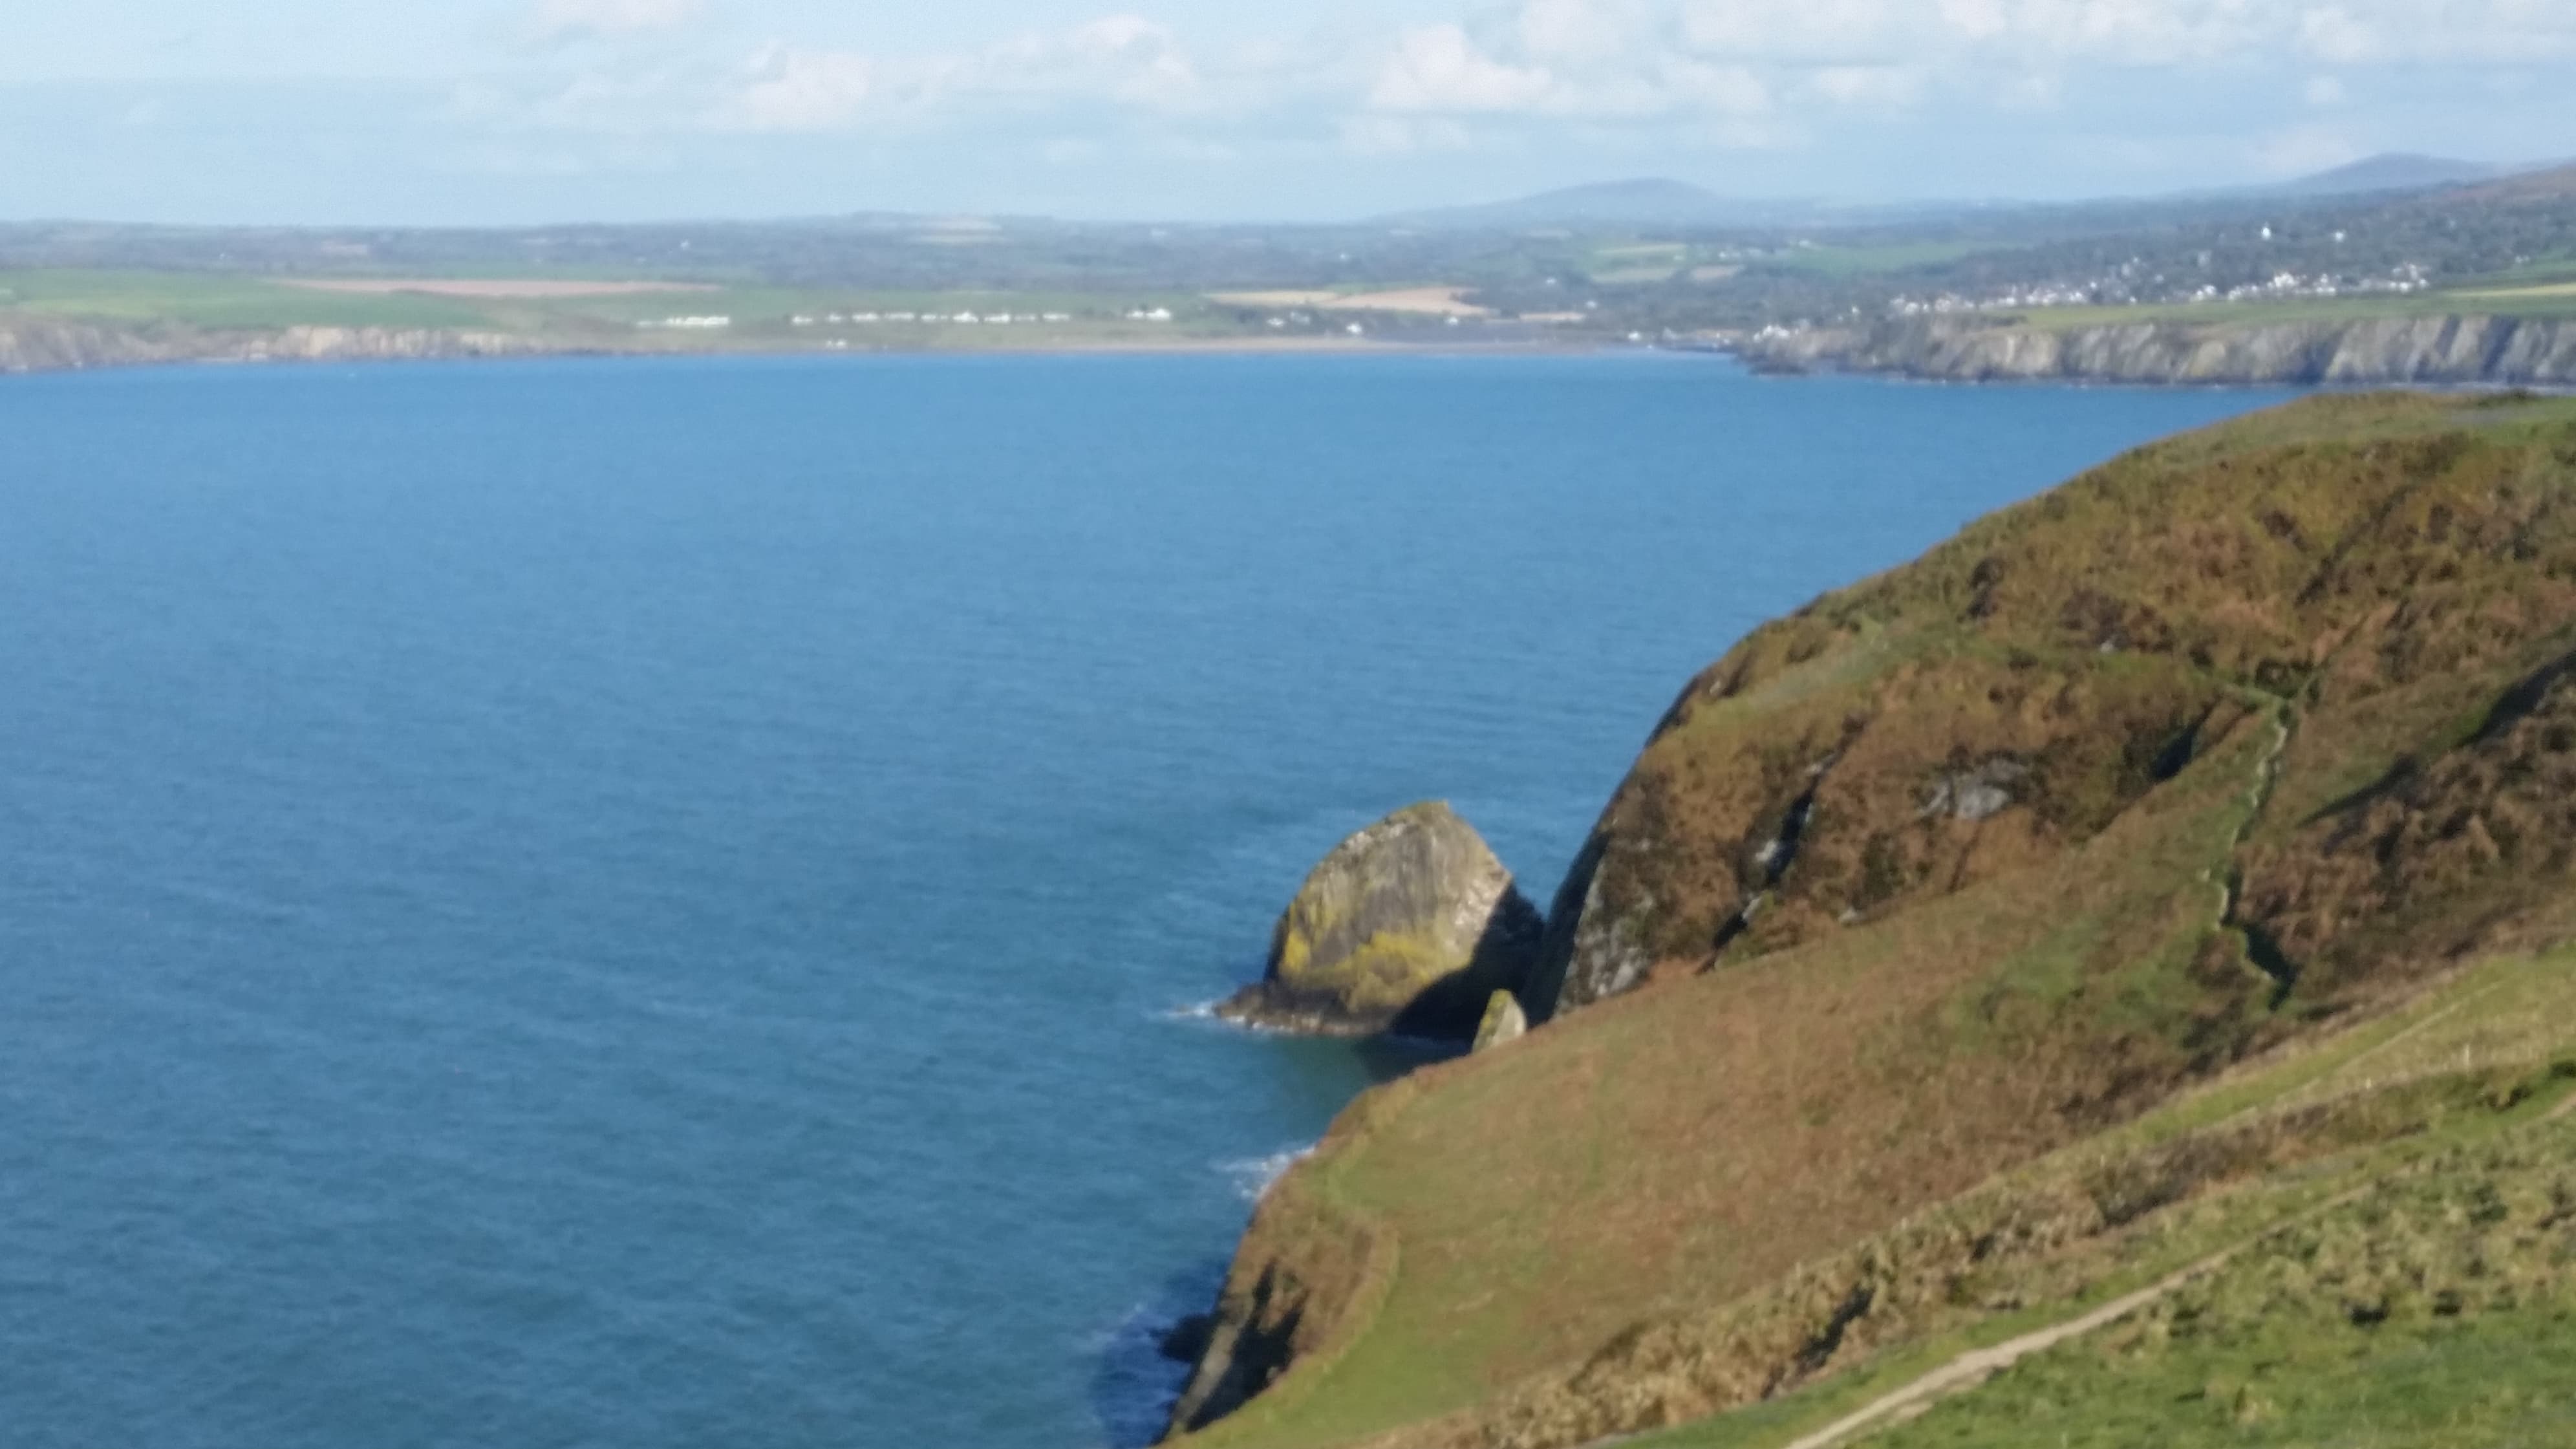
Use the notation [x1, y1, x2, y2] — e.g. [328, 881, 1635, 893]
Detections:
[1735, 313, 2576, 387]
[1165, 392, 2576, 1449]
[0, 318, 546, 373]
[1218, 802, 1543, 1038]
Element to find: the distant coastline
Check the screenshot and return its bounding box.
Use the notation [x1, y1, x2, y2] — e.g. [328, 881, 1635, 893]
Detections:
[0, 319, 1611, 378]
[1726, 312, 2576, 388]
[8, 309, 2576, 390]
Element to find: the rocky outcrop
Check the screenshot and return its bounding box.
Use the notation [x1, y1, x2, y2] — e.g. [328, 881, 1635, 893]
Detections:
[1216, 802, 1543, 1038]
[1470, 990, 1527, 1051]
[1163, 1273, 1305, 1436]
[1733, 314, 2576, 387]
[0, 319, 548, 374]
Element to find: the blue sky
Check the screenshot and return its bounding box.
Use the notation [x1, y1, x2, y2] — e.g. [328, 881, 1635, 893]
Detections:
[7, 1, 2571, 224]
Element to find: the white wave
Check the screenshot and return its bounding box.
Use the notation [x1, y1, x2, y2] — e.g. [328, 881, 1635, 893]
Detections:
[1218, 1144, 1315, 1203]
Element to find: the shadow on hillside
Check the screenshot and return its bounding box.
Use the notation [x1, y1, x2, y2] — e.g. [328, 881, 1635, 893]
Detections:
[1351, 1029, 1468, 1081]
[1091, 1256, 1232, 1448]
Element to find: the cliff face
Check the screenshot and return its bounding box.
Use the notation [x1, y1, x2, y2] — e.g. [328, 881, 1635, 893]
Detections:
[1166, 392, 2576, 1449]
[0, 319, 546, 373]
[1218, 802, 1543, 1038]
[1735, 314, 2576, 387]
[1538, 391, 2576, 1022]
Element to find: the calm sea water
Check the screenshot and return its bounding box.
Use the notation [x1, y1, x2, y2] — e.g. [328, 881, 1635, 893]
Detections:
[0, 354, 2291, 1448]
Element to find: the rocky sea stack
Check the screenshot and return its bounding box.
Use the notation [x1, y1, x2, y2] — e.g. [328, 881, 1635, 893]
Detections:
[1216, 802, 1543, 1039]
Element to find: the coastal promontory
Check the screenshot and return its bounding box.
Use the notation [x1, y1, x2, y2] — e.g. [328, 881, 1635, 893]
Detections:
[1164, 392, 2576, 1449]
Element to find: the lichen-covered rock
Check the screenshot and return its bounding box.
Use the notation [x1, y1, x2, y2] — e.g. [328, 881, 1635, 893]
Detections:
[1217, 802, 1543, 1038]
[1471, 991, 1528, 1052]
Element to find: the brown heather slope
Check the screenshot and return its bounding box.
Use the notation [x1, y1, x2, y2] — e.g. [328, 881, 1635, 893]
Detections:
[1540, 390, 2576, 1020]
[1166, 392, 2576, 1449]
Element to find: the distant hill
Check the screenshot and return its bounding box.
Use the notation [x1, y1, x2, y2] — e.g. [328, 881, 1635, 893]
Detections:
[1379, 178, 1848, 231]
[1389, 156, 2526, 233]
[2261, 151, 2504, 197]
[2461, 159, 2576, 201]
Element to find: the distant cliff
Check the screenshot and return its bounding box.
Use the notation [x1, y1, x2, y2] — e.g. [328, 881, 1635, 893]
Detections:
[0, 319, 547, 374]
[1733, 313, 2576, 386]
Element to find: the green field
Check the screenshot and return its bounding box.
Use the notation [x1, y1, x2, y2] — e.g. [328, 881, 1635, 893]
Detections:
[0, 268, 1265, 349]
[0, 270, 495, 328]
[1639, 949, 2576, 1449]
[1762, 240, 2002, 276]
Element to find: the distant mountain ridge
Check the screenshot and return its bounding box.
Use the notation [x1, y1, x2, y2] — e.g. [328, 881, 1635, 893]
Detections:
[1378, 178, 1852, 230]
[2251, 151, 2504, 196]
[1384, 153, 2529, 231]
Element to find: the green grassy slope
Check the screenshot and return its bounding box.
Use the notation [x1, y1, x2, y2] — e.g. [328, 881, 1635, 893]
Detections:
[1168, 393, 2576, 1449]
[0, 269, 497, 328]
[1632, 947, 2576, 1449]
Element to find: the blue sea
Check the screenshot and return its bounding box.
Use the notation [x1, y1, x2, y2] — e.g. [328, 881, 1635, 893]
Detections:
[0, 354, 2292, 1448]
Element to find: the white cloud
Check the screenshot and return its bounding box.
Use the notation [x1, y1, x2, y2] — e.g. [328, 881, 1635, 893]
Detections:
[2295, 1, 2576, 63]
[707, 14, 1216, 133]
[1968, 0, 2262, 66]
[1677, 0, 2571, 72]
[1518, 0, 1648, 63]
[2296, 5, 2382, 63]
[1369, 26, 1555, 112]
[1367, 8, 1776, 121]
[726, 46, 879, 131]
[475, 0, 2571, 170]
[1809, 65, 1921, 105]
[529, 0, 700, 44]
[1680, 0, 1912, 63]
[1658, 59, 1771, 114]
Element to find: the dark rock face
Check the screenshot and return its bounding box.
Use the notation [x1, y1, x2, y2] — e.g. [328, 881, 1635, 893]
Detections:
[1161, 1268, 1309, 1439]
[1216, 801, 1544, 1038]
[1527, 830, 1649, 1020]
[1156, 1313, 1216, 1365]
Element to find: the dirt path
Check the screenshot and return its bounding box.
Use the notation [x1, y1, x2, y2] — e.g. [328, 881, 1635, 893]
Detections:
[1767, 1186, 2368, 1449]
[1765, 1266, 2209, 1449]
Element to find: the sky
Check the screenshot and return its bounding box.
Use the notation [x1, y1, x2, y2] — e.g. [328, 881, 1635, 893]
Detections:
[5, 0, 2572, 225]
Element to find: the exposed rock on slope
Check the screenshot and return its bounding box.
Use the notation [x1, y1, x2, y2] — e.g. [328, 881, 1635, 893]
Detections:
[1470, 991, 1527, 1052]
[0, 318, 544, 373]
[1218, 802, 1543, 1038]
[1735, 314, 2576, 387]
